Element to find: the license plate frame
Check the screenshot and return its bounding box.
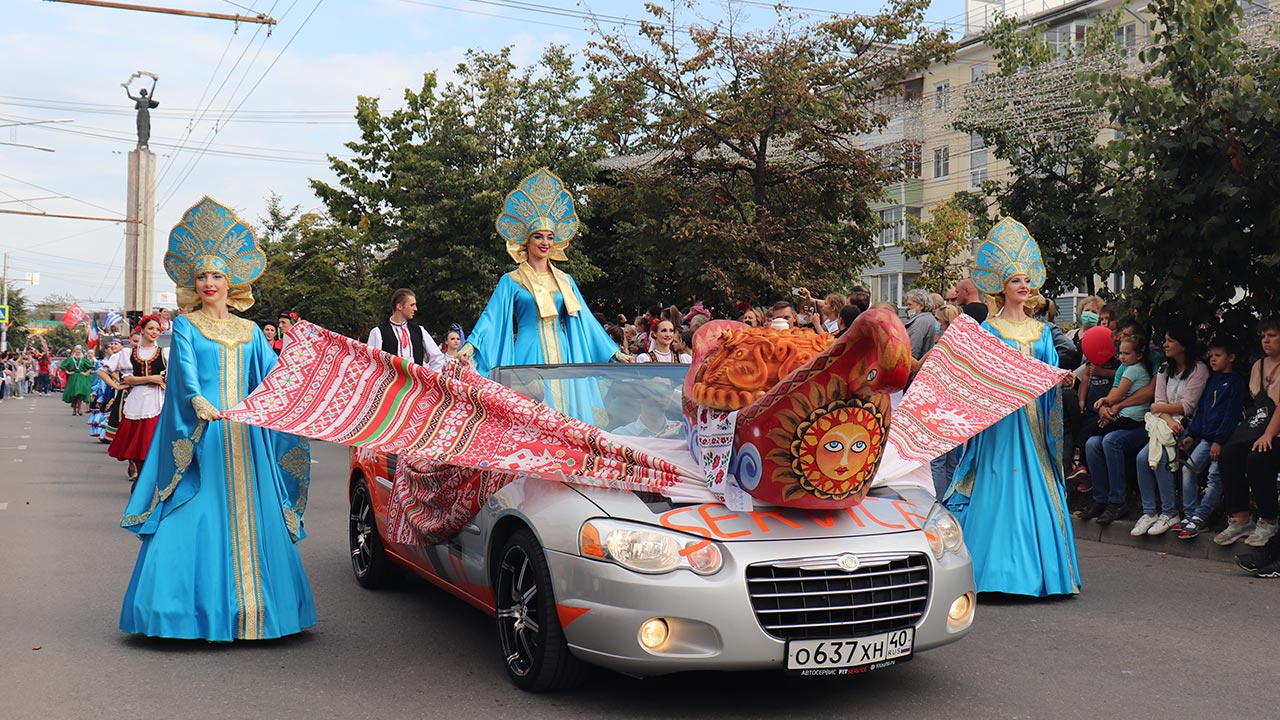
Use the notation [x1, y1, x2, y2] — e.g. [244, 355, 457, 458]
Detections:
[785, 628, 914, 676]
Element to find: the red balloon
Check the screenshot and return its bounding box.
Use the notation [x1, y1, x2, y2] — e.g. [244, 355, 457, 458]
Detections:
[1081, 326, 1116, 365]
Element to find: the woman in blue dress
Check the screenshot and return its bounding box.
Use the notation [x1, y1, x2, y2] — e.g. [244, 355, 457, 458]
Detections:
[119, 197, 315, 641]
[459, 169, 628, 422]
[943, 218, 1080, 597]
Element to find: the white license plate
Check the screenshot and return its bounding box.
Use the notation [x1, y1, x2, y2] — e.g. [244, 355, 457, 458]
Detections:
[785, 628, 914, 676]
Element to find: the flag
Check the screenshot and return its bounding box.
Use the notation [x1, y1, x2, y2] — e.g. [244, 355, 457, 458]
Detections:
[86, 318, 100, 349]
[61, 303, 88, 329]
[103, 309, 124, 331]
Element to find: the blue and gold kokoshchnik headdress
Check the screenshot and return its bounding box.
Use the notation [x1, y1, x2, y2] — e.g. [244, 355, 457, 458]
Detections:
[495, 168, 579, 264]
[164, 196, 266, 312]
[971, 217, 1047, 296]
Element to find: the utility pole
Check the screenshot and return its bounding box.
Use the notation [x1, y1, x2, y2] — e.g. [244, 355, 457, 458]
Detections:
[1, 253, 9, 353]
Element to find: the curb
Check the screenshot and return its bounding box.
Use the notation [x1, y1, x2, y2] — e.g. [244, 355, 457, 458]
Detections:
[1071, 516, 1247, 563]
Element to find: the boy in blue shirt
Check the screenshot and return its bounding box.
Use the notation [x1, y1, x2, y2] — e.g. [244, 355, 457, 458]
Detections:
[1177, 337, 1246, 538]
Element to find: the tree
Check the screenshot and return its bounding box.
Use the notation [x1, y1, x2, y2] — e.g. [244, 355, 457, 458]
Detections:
[902, 191, 988, 293]
[32, 292, 81, 321]
[952, 10, 1125, 297]
[1092, 0, 1280, 332]
[312, 46, 609, 336]
[2, 282, 30, 350]
[584, 0, 954, 307]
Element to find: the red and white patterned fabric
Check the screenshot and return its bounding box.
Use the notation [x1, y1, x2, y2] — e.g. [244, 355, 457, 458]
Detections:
[223, 322, 708, 498]
[877, 313, 1070, 490]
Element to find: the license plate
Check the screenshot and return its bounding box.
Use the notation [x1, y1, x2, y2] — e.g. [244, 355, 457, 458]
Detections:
[785, 628, 914, 676]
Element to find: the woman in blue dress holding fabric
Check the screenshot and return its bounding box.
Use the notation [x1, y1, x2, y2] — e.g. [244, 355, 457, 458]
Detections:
[459, 169, 628, 422]
[943, 218, 1081, 597]
[119, 197, 315, 641]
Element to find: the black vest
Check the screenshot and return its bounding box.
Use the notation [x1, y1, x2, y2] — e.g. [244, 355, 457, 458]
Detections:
[378, 320, 425, 365]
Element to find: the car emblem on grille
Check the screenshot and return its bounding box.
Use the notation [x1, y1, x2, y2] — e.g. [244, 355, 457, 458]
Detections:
[837, 553, 860, 572]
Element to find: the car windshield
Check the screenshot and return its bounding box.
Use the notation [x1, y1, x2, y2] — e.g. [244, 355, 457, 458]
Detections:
[490, 363, 691, 441]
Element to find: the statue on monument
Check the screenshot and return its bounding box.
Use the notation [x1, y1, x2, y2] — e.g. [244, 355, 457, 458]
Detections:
[122, 72, 160, 149]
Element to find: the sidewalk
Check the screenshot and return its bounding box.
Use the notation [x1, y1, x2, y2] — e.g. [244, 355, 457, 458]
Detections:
[1071, 515, 1247, 563]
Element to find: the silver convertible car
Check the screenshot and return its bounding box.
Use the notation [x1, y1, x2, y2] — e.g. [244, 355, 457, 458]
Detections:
[347, 362, 976, 692]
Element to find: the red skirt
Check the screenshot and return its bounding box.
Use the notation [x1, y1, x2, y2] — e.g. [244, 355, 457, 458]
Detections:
[108, 415, 160, 463]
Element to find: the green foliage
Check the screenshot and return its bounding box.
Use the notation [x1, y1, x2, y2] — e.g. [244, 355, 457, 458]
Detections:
[902, 192, 987, 293]
[1094, 0, 1280, 334]
[312, 46, 608, 336]
[249, 195, 383, 339]
[2, 282, 30, 350]
[584, 0, 955, 307]
[40, 324, 86, 355]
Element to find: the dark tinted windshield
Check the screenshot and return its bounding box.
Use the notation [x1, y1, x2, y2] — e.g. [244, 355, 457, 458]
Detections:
[490, 363, 690, 439]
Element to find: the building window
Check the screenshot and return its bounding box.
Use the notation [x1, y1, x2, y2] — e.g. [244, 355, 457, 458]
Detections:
[1115, 22, 1137, 55]
[875, 273, 902, 307]
[969, 133, 988, 188]
[970, 63, 989, 82]
[934, 80, 950, 112]
[933, 146, 950, 178]
[902, 141, 921, 178]
[878, 206, 904, 247]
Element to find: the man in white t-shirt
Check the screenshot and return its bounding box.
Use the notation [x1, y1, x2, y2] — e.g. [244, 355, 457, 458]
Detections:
[366, 288, 445, 371]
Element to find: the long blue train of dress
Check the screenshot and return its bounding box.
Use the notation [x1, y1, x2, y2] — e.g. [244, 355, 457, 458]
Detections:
[468, 265, 620, 424]
[943, 316, 1081, 597]
[119, 312, 315, 640]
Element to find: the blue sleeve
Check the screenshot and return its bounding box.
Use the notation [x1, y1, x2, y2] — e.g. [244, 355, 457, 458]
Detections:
[1210, 375, 1248, 445]
[249, 325, 310, 542]
[468, 274, 518, 376]
[567, 275, 622, 363]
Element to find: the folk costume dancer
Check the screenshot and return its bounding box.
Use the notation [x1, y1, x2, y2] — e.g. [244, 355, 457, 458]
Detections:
[119, 197, 314, 641]
[106, 316, 169, 481]
[458, 168, 629, 422]
[59, 346, 95, 415]
[366, 288, 446, 371]
[942, 218, 1081, 597]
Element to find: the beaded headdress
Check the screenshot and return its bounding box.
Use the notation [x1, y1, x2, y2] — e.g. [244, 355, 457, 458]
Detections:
[164, 197, 265, 312]
[495, 168, 579, 264]
[971, 217, 1046, 295]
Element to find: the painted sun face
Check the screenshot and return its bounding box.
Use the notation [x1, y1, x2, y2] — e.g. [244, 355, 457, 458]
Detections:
[794, 400, 885, 500]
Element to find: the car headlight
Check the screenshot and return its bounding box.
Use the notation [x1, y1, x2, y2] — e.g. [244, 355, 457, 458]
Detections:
[579, 519, 723, 575]
[922, 503, 964, 559]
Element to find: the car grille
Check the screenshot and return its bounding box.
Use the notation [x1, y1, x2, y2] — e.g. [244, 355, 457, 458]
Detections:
[746, 552, 930, 640]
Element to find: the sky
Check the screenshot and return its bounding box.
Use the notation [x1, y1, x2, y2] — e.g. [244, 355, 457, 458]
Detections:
[0, 0, 968, 311]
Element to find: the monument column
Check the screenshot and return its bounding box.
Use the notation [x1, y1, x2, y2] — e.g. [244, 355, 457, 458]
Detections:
[124, 147, 156, 314]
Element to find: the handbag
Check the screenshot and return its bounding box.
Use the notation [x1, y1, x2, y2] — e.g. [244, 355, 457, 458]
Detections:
[1227, 390, 1275, 448]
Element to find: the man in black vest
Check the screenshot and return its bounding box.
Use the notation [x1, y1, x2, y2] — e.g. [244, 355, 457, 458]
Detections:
[366, 289, 445, 370]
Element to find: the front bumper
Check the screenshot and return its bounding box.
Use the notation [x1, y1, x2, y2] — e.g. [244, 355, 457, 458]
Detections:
[547, 530, 974, 677]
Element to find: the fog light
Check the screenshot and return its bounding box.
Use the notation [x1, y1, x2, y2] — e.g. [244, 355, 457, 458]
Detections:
[947, 592, 975, 631]
[638, 618, 669, 649]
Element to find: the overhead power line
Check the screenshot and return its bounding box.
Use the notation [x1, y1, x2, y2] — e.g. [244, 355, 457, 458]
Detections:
[45, 0, 277, 25]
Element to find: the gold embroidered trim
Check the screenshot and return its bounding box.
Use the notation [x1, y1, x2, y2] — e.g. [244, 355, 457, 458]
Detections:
[187, 310, 254, 349]
[192, 395, 220, 421]
[986, 316, 1044, 349]
[120, 421, 206, 528]
[279, 444, 310, 483]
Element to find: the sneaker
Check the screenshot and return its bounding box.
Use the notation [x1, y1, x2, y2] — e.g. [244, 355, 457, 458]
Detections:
[1077, 501, 1107, 522]
[1148, 514, 1179, 536]
[1254, 558, 1280, 578]
[1213, 520, 1256, 546]
[1131, 513, 1159, 536]
[1076, 476, 1093, 493]
[1244, 519, 1278, 547]
[1066, 465, 1088, 482]
[1178, 516, 1205, 539]
[1097, 503, 1128, 524]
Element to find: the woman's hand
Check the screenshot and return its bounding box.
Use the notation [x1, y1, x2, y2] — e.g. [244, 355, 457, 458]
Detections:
[1252, 434, 1274, 453]
[1163, 417, 1183, 435]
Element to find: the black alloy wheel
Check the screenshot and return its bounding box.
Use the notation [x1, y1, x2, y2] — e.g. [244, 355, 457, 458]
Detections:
[493, 529, 585, 692]
[348, 477, 396, 589]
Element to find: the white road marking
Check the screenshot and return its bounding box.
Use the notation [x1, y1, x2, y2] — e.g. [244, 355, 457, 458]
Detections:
[0, 503, 7, 511]
[0, 445, 28, 451]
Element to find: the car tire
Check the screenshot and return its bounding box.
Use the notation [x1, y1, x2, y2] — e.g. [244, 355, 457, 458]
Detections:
[494, 528, 586, 692]
[349, 477, 397, 589]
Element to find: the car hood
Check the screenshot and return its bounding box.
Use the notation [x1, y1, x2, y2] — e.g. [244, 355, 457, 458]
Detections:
[573, 485, 935, 542]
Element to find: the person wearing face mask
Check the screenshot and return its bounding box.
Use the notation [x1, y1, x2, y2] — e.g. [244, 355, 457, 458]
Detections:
[901, 288, 937, 362]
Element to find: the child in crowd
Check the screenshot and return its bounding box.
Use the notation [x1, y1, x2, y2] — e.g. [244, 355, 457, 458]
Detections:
[1078, 334, 1154, 523]
[1177, 337, 1246, 539]
[1213, 318, 1280, 555]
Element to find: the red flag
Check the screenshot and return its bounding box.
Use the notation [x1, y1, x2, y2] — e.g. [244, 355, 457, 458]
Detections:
[61, 303, 88, 329]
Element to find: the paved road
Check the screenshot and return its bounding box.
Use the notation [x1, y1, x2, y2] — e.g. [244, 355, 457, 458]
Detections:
[2, 392, 1275, 719]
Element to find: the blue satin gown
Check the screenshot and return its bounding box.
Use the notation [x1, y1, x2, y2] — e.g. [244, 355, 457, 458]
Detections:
[119, 312, 315, 640]
[943, 316, 1081, 597]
